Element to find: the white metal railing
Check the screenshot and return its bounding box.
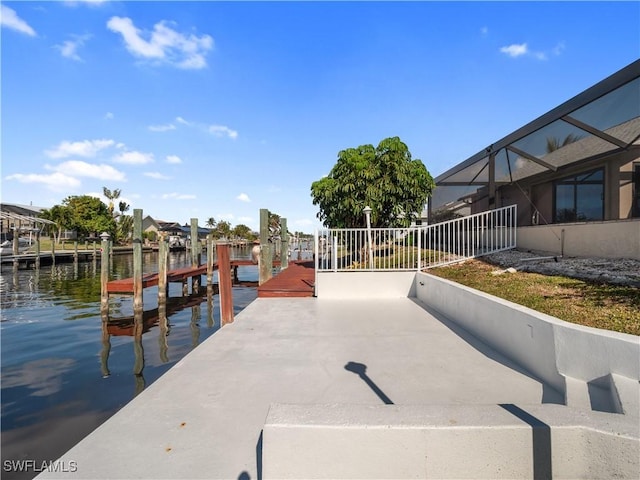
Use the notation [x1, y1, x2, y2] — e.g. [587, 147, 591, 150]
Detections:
[315, 205, 517, 272]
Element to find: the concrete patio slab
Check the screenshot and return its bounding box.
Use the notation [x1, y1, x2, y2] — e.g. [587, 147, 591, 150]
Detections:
[38, 297, 563, 480]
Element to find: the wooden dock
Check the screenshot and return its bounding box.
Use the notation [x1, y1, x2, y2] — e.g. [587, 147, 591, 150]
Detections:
[106, 259, 260, 294]
[257, 260, 315, 298]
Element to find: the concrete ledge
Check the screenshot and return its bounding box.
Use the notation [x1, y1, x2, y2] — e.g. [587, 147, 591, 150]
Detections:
[316, 271, 416, 298]
[263, 403, 640, 479]
[415, 271, 640, 414]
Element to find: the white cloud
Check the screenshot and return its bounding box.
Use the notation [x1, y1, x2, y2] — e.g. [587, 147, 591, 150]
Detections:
[55, 34, 91, 61]
[106, 16, 213, 69]
[104, 112, 114, 120]
[209, 125, 238, 139]
[148, 123, 176, 132]
[161, 192, 196, 200]
[236, 193, 251, 202]
[166, 155, 182, 164]
[500, 42, 560, 61]
[217, 213, 235, 221]
[480, 26, 488, 36]
[500, 43, 528, 58]
[144, 171, 171, 180]
[45, 139, 115, 159]
[1, 5, 36, 37]
[112, 150, 154, 165]
[552, 42, 565, 56]
[238, 216, 253, 223]
[5, 172, 81, 192]
[45, 160, 126, 181]
[176, 116, 191, 125]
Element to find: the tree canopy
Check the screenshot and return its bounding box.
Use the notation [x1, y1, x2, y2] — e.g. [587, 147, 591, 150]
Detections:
[311, 136, 435, 228]
[62, 195, 116, 238]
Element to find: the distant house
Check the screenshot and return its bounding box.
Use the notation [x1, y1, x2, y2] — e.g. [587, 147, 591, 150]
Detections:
[431, 60, 640, 259]
[0, 203, 57, 240]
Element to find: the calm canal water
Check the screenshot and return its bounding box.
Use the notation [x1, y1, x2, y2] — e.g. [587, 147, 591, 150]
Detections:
[1, 248, 259, 480]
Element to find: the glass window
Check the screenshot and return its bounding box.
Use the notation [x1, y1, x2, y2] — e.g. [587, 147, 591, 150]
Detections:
[554, 168, 604, 222]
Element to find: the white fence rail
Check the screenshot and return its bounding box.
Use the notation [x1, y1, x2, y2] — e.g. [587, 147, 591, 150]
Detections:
[315, 205, 517, 272]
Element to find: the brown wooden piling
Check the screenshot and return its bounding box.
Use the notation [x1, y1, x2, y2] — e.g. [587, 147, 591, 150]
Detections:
[158, 234, 168, 302]
[133, 209, 143, 312]
[259, 208, 272, 285]
[281, 217, 288, 270]
[217, 241, 234, 325]
[73, 241, 78, 263]
[35, 232, 40, 269]
[206, 235, 214, 286]
[100, 236, 110, 312]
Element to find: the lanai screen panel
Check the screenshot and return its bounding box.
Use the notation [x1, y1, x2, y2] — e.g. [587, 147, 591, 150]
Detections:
[432, 61, 640, 213]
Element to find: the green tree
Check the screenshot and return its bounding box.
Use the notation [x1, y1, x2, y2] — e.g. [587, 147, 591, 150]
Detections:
[41, 204, 73, 243]
[232, 224, 255, 241]
[212, 220, 232, 239]
[311, 136, 435, 228]
[206, 217, 217, 229]
[63, 195, 116, 238]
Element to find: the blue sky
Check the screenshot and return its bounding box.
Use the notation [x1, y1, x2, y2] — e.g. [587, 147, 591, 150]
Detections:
[2, 1, 638, 233]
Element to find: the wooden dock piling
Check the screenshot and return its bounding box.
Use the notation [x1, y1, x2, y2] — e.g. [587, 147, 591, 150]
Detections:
[133, 209, 143, 312]
[35, 233, 40, 269]
[259, 208, 272, 285]
[217, 241, 234, 325]
[100, 236, 110, 312]
[158, 235, 168, 302]
[281, 217, 288, 270]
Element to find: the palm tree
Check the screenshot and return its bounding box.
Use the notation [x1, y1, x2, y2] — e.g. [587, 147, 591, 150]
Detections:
[206, 217, 217, 229]
[546, 133, 581, 153]
[103, 187, 122, 215]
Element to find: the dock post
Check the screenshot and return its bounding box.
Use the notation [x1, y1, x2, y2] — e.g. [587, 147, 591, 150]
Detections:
[217, 241, 234, 325]
[35, 231, 40, 270]
[51, 239, 56, 266]
[206, 234, 214, 287]
[100, 233, 111, 313]
[281, 217, 288, 270]
[133, 209, 143, 312]
[190, 218, 200, 292]
[73, 241, 78, 263]
[259, 208, 273, 285]
[158, 234, 168, 303]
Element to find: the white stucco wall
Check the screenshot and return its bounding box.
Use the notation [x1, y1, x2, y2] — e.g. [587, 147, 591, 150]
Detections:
[315, 271, 416, 298]
[518, 219, 640, 259]
[415, 271, 640, 413]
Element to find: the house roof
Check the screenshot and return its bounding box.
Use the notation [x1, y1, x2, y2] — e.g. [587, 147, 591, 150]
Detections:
[432, 59, 640, 209]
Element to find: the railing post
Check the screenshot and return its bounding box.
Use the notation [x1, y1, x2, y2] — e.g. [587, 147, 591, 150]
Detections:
[417, 226, 422, 271]
[314, 229, 319, 297]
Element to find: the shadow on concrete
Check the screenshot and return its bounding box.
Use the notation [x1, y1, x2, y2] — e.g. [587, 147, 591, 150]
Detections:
[236, 432, 263, 480]
[345, 361, 394, 405]
[412, 299, 565, 405]
[500, 404, 552, 480]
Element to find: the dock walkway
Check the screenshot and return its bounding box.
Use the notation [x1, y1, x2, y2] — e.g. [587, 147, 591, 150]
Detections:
[257, 260, 315, 297]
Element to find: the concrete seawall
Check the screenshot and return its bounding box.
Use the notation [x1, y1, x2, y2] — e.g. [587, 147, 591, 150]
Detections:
[37, 271, 639, 479]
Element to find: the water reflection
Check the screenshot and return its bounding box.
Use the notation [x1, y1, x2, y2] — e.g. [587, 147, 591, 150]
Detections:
[1, 250, 258, 480]
[99, 286, 219, 394]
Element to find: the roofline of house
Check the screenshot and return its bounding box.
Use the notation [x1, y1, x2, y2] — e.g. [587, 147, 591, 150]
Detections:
[435, 59, 640, 184]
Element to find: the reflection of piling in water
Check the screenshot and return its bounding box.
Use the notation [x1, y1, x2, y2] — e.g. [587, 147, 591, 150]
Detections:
[158, 302, 169, 363]
[100, 312, 111, 378]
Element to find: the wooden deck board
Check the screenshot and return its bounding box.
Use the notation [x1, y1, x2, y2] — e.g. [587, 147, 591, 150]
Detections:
[257, 260, 315, 298]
